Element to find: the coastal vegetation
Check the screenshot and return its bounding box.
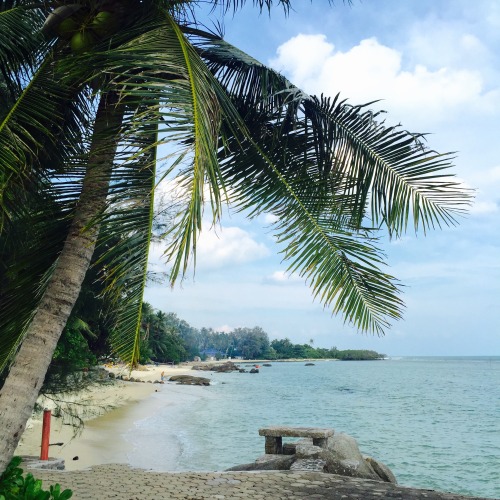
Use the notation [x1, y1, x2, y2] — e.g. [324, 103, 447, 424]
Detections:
[0, 0, 470, 473]
[44, 302, 384, 368]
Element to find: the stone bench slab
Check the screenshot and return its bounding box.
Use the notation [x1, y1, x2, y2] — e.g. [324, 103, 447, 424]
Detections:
[259, 426, 334, 454]
[258, 426, 334, 439]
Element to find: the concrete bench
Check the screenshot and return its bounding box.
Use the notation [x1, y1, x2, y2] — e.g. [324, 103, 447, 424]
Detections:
[258, 426, 334, 455]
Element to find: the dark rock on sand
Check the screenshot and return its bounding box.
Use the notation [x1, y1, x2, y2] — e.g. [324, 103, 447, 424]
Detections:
[192, 362, 239, 373]
[169, 375, 211, 386]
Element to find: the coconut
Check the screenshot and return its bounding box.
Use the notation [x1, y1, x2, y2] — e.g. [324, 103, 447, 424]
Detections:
[90, 11, 116, 37]
[70, 30, 97, 54]
[56, 17, 80, 38]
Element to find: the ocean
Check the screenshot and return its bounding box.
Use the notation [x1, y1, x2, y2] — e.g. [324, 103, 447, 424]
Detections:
[124, 357, 500, 499]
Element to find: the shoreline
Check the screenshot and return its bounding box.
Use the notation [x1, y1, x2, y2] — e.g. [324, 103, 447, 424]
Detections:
[16, 362, 205, 471]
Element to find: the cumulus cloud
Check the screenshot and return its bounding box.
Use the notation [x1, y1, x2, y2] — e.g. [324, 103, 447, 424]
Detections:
[264, 270, 303, 286]
[197, 225, 270, 268]
[148, 224, 270, 273]
[270, 34, 498, 128]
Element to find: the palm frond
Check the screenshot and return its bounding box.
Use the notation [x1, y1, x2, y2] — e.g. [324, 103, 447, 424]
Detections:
[186, 31, 471, 332]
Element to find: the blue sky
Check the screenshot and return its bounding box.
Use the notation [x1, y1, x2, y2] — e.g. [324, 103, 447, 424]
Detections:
[145, 0, 500, 356]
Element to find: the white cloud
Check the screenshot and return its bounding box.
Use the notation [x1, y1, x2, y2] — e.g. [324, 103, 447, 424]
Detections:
[148, 224, 270, 273]
[264, 270, 303, 285]
[196, 225, 270, 269]
[262, 213, 279, 225]
[270, 34, 498, 128]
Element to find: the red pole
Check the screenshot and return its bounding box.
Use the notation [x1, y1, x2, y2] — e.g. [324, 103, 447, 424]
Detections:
[40, 409, 51, 460]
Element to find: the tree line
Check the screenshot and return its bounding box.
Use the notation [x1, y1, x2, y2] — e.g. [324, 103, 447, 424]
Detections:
[138, 304, 385, 363]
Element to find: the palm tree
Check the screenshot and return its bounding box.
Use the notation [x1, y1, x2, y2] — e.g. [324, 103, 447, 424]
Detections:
[0, 0, 470, 471]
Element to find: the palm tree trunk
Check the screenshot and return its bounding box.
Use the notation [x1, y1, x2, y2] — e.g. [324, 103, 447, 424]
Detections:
[0, 92, 124, 473]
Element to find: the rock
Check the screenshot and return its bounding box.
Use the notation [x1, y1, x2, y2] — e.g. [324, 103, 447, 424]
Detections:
[296, 442, 323, 459]
[129, 377, 136, 382]
[169, 375, 211, 386]
[191, 362, 239, 373]
[249, 368, 259, 373]
[238, 369, 246, 373]
[365, 456, 397, 484]
[305, 363, 315, 366]
[321, 433, 379, 481]
[263, 363, 272, 367]
[108, 372, 116, 379]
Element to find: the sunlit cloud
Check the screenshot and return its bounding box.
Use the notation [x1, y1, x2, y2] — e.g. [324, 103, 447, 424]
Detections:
[270, 35, 499, 128]
[264, 270, 303, 285]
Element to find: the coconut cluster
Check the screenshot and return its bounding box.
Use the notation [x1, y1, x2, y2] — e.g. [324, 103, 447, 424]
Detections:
[43, 5, 120, 54]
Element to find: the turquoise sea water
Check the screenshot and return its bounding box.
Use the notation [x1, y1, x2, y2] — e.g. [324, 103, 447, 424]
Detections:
[125, 357, 500, 499]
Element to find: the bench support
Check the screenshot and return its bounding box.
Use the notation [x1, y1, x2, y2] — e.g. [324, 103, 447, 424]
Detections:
[265, 436, 283, 454]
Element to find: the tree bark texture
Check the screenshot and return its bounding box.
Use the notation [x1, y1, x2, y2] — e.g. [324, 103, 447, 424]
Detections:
[0, 92, 124, 473]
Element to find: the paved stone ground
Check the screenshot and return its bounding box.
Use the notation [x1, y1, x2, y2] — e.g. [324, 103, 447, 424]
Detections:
[32, 465, 496, 500]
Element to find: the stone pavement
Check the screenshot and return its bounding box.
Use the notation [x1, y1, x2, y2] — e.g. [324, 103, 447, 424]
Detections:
[33, 465, 496, 500]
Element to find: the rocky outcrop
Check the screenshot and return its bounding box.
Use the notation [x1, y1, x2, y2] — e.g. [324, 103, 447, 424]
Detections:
[191, 362, 239, 373]
[227, 431, 396, 484]
[168, 375, 211, 386]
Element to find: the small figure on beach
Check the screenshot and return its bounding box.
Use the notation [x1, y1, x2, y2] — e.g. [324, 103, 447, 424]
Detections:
[161, 371, 165, 382]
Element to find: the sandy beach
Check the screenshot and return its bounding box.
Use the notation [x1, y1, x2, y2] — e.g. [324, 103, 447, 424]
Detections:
[16, 362, 200, 470]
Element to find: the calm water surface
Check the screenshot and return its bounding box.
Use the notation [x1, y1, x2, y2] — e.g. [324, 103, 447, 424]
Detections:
[125, 357, 500, 499]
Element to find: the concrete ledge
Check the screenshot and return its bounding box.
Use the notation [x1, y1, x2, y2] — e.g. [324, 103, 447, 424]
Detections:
[259, 426, 334, 439]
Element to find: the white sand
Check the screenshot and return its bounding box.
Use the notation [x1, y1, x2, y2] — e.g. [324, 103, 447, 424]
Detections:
[16, 362, 206, 470]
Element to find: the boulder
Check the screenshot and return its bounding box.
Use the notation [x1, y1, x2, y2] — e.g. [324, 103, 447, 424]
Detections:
[191, 362, 239, 373]
[305, 363, 315, 366]
[296, 442, 323, 459]
[263, 363, 272, 367]
[365, 456, 397, 484]
[321, 433, 379, 480]
[169, 375, 211, 386]
[249, 368, 259, 373]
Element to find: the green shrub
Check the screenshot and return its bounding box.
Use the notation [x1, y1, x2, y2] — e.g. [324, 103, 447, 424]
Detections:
[0, 457, 72, 500]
